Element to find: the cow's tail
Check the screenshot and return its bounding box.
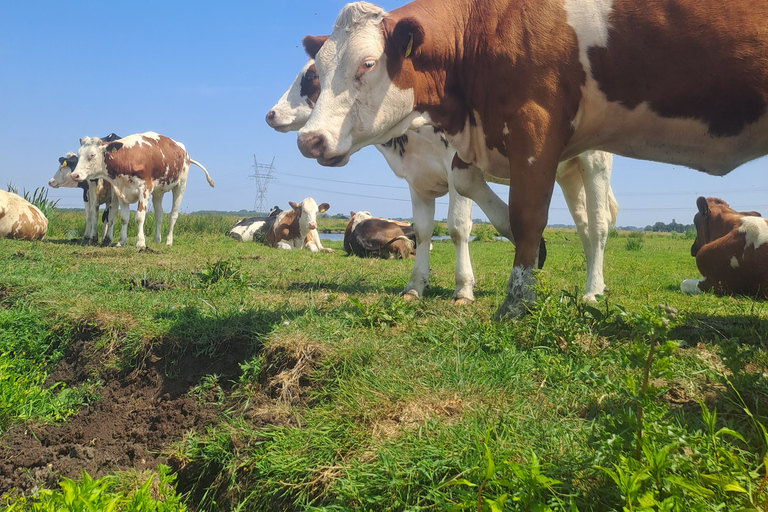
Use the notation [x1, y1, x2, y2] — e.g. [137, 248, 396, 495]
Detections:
[607, 187, 619, 227]
[190, 159, 215, 187]
[382, 235, 414, 259]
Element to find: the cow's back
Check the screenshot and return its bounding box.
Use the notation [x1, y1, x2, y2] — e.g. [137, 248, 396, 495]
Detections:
[0, 190, 48, 241]
[105, 134, 188, 186]
[265, 210, 298, 247]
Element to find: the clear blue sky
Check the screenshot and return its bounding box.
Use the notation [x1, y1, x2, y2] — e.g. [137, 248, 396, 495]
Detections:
[1, 0, 765, 228]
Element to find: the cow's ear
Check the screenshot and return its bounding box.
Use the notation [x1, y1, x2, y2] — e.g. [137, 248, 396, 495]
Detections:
[58, 157, 66, 166]
[106, 142, 123, 154]
[289, 200, 300, 209]
[303, 35, 329, 59]
[318, 203, 330, 213]
[696, 196, 709, 217]
[388, 18, 425, 59]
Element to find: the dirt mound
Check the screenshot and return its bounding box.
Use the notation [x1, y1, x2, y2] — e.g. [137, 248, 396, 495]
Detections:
[0, 336, 239, 496]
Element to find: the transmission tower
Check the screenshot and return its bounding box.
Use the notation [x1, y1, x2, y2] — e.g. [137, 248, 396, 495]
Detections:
[249, 156, 276, 215]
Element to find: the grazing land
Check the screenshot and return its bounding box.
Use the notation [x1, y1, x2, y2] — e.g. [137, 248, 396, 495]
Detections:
[1, 212, 766, 511]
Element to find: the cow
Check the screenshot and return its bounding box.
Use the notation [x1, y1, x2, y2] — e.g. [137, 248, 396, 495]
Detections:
[48, 152, 118, 245]
[229, 206, 283, 242]
[296, 0, 768, 318]
[264, 197, 334, 253]
[344, 211, 416, 259]
[0, 190, 48, 241]
[69, 132, 215, 248]
[268, 58, 618, 305]
[681, 197, 768, 298]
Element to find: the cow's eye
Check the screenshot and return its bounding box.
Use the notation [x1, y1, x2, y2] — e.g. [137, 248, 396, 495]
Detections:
[356, 58, 378, 79]
[364, 60, 375, 69]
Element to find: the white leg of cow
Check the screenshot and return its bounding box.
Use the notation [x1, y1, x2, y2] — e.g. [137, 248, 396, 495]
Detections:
[577, 151, 614, 302]
[84, 186, 98, 244]
[555, 158, 595, 297]
[134, 189, 151, 248]
[102, 191, 118, 246]
[451, 163, 515, 243]
[403, 188, 435, 300]
[152, 192, 164, 244]
[165, 179, 187, 246]
[117, 198, 131, 248]
[446, 181, 475, 304]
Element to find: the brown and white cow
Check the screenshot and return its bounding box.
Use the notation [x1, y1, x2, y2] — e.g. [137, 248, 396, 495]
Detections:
[268, 58, 617, 304]
[297, 0, 768, 318]
[344, 211, 416, 259]
[681, 197, 768, 298]
[70, 132, 214, 248]
[48, 152, 119, 245]
[0, 190, 48, 241]
[264, 198, 334, 253]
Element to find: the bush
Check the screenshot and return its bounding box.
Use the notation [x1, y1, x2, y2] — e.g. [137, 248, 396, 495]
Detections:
[625, 232, 644, 251]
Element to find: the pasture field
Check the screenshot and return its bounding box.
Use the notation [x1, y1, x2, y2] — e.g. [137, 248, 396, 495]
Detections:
[1, 212, 767, 511]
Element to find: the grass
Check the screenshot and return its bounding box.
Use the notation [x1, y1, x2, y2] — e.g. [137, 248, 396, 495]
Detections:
[1, 210, 767, 511]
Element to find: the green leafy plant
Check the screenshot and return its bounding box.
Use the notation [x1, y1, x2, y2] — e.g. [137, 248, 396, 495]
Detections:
[345, 296, 416, 328]
[198, 259, 249, 289]
[625, 232, 644, 251]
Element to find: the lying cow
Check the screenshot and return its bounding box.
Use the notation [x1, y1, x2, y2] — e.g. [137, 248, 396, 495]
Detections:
[48, 151, 118, 245]
[297, 0, 768, 318]
[70, 132, 215, 248]
[681, 197, 768, 298]
[268, 58, 618, 305]
[0, 190, 48, 241]
[264, 198, 334, 253]
[344, 211, 416, 259]
[229, 207, 283, 242]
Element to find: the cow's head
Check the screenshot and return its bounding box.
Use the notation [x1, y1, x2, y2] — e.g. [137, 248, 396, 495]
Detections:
[690, 196, 762, 256]
[266, 58, 324, 133]
[297, 2, 426, 166]
[290, 197, 330, 236]
[71, 137, 121, 182]
[48, 153, 79, 188]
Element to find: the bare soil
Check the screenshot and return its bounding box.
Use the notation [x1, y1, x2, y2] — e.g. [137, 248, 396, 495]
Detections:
[0, 331, 299, 498]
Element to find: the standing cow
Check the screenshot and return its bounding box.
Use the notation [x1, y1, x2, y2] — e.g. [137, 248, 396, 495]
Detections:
[268, 58, 617, 304]
[0, 190, 48, 241]
[344, 211, 416, 259]
[264, 198, 334, 253]
[681, 197, 768, 297]
[48, 151, 118, 245]
[70, 132, 214, 248]
[297, 0, 768, 318]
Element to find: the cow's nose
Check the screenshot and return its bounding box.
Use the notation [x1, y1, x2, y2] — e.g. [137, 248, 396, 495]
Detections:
[48, 179, 57, 188]
[71, 173, 83, 182]
[265, 110, 276, 126]
[297, 132, 326, 159]
[308, 222, 317, 230]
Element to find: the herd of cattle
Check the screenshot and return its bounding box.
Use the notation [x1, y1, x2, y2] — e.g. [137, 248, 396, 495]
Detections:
[4, 0, 768, 312]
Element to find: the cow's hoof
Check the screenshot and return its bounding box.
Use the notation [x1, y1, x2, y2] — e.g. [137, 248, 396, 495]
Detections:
[322, 248, 335, 253]
[453, 297, 474, 306]
[402, 290, 420, 301]
[493, 298, 529, 320]
[582, 294, 599, 303]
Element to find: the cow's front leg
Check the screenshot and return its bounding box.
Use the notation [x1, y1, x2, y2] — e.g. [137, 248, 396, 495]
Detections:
[102, 191, 118, 246]
[403, 188, 435, 301]
[166, 180, 187, 246]
[152, 192, 164, 244]
[135, 189, 151, 248]
[445, 180, 475, 304]
[84, 187, 98, 244]
[496, 122, 561, 319]
[116, 198, 131, 247]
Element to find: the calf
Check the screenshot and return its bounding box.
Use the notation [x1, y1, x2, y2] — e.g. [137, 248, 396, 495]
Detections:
[344, 211, 416, 259]
[0, 190, 48, 241]
[49, 152, 118, 245]
[264, 198, 334, 253]
[681, 197, 768, 297]
[70, 132, 215, 248]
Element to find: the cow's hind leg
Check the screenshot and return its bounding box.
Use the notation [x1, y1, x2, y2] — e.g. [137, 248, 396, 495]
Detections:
[152, 192, 164, 244]
[116, 198, 131, 248]
[403, 188, 435, 301]
[135, 188, 151, 248]
[166, 180, 187, 246]
[102, 191, 118, 246]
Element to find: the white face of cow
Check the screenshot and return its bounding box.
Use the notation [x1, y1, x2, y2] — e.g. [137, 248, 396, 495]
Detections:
[266, 60, 317, 133]
[292, 197, 329, 236]
[48, 153, 79, 188]
[71, 137, 107, 182]
[297, 3, 418, 167]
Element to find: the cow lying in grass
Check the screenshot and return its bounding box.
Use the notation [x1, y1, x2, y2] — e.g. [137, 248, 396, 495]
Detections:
[0, 190, 48, 241]
[681, 196, 768, 297]
[344, 211, 416, 259]
[264, 198, 334, 253]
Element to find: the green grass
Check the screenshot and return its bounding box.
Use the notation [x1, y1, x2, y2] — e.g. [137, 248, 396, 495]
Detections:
[1, 211, 767, 511]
